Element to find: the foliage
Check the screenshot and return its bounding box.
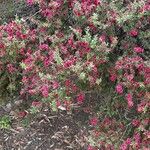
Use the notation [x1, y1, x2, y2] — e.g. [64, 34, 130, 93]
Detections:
[0, 115, 11, 129]
[0, 0, 150, 149]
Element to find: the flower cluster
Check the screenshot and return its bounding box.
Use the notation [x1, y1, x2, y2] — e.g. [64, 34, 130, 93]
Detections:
[0, 0, 149, 149]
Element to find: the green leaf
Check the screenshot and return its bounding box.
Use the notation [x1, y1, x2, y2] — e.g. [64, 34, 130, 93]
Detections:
[79, 72, 86, 80]
[0, 115, 11, 129]
[54, 50, 63, 65]
[20, 62, 26, 69]
[90, 36, 98, 49]
[51, 100, 57, 111]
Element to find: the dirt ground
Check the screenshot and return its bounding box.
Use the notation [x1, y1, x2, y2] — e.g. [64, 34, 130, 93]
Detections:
[0, 104, 90, 150]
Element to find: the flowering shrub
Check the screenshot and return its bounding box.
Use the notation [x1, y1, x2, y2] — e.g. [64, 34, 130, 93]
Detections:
[0, 0, 150, 149]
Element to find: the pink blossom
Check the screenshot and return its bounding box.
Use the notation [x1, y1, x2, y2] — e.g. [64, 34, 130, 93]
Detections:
[110, 74, 117, 82]
[18, 111, 27, 118]
[90, 117, 98, 126]
[116, 84, 123, 94]
[126, 138, 131, 145]
[42, 90, 49, 98]
[134, 133, 141, 146]
[120, 138, 131, 150]
[76, 93, 85, 104]
[64, 60, 74, 68]
[126, 93, 133, 108]
[68, 37, 74, 46]
[125, 74, 134, 81]
[134, 47, 144, 53]
[26, 0, 34, 5]
[56, 100, 61, 107]
[99, 34, 106, 42]
[103, 117, 111, 126]
[0, 43, 5, 49]
[129, 29, 138, 37]
[73, 9, 82, 17]
[143, 4, 150, 11]
[61, 46, 68, 54]
[137, 102, 146, 112]
[87, 145, 97, 150]
[79, 41, 91, 53]
[143, 119, 150, 126]
[132, 119, 140, 127]
[0, 49, 6, 57]
[28, 89, 36, 95]
[44, 57, 50, 67]
[39, 44, 49, 50]
[52, 81, 59, 89]
[32, 101, 42, 107]
[120, 143, 128, 150]
[93, 0, 101, 6]
[7, 64, 16, 73]
[65, 79, 71, 87]
[40, 85, 49, 98]
[42, 9, 53, 19]
[72, 84, 77, 92]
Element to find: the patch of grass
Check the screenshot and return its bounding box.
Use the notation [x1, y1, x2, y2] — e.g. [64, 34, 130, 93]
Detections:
[0, 0, 25, 23]
[0, 115, 11, 129]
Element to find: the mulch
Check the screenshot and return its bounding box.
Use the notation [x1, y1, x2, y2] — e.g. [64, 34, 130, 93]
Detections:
[0, 105, 90, 150]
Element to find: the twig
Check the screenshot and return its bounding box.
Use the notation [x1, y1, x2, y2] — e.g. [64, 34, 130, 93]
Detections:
[35, 137, 48, 150]
[117, 122, 131, 145]
[23, 9, 42, 22]
[9, 128, 20, 134]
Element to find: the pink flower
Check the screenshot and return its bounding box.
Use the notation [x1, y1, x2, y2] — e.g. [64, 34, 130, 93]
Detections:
[18, 111, 27, 118]
[120, 143, 128, 150]
[137, 102, 146, 112]
[116, 84, 123, 94]
[73, 9, 82, 17]
[65, 79, 71, 87]
[143, 119, 150, 126]
[40, 85, 49, 98]
[99, 34, 106, 42]
[72, 84, 77, 92]
[76, 93, 85, 104]
[87, 145, 97, 150]
[26, 0, 34, 5]
[44, 57, 51, 67]
[56, 100, 61, 107]
[39, 44, 49, 51]
[32, 101, 42, 107]
[120, 138, 131, 150]
[126, 93, 133, 108]
[103, 117, 111, 126]
[22, 76, 28, 83]
[64, 60, 74, 68]
[134, 47, 144, 53]
[28, 89, 36, 95]
[126, 138, 131, 145]
[110, 74, 117, 82]
[42, 90, 49, 98]
[90, 117, 98, 126]
[134, 133, 141, 146]
[42, 9, 53, 19]
[143, 4, 150, 11]
[129, 29, 138, 37]
[93, 0, 101, 6]
[52, 81, 59, 89]
[132, 119, 140, 127]
[7, 64, 16, 73]
[125, 74, 134, 81]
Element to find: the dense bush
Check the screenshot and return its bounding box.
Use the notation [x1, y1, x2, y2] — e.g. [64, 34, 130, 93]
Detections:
[0, 0, 149, 149]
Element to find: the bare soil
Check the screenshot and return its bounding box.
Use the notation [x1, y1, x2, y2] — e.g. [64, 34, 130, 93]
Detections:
[0, 105, 90, 150]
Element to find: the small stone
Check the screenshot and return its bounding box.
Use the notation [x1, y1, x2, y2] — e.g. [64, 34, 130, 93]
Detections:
[14, 100, 23, 106]
[5, 103, 12, 112]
